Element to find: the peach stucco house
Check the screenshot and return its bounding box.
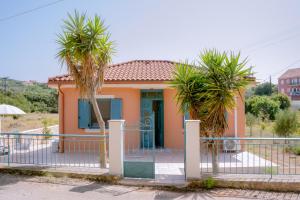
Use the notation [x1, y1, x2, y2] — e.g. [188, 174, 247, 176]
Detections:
[48, 60, 246, 149]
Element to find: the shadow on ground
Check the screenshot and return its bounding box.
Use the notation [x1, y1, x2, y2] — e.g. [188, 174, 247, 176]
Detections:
[154, 190, 214, 200]
[70, 182, 140, 196]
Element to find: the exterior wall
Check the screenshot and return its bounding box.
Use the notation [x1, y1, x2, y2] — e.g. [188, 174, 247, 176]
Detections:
[58, 85, 246, 150]
[163, 89, 184, 149]
[278, 78, 290, 97]
[224, 93, 245, 138]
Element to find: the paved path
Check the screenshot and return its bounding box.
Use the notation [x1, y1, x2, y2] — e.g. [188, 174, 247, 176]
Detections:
[0, 174, 300, 200]
[21, 125, 59, 134]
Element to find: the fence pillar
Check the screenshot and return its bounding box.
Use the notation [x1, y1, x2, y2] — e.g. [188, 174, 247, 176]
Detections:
[108, 120, 125, 176]
[185, 120, 201, 180]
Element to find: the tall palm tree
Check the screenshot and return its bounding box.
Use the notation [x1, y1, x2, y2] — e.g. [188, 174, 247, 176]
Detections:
[57, 11, 114, 167]
[172, 49, 252, 174]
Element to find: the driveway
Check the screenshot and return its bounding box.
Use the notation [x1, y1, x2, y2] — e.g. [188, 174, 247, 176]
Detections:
[0, 174, 299, 200]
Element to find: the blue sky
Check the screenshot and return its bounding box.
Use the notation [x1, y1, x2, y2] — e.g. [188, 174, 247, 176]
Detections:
[0, 0, 300, 83]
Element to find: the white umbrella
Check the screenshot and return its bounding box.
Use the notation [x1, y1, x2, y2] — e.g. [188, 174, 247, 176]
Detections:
[0, 104, 26, 133]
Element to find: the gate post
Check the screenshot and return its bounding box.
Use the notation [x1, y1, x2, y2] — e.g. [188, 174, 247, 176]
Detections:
[185, 120, 201, 180]
[108, 120, 125, 176]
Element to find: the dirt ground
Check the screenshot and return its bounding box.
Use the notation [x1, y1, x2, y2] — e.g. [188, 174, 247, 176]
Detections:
[245, 123, 300, 175]
[1, 113, 58, 132]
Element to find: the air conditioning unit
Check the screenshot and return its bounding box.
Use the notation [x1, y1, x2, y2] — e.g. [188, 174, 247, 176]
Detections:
[223, 140, 241, 152]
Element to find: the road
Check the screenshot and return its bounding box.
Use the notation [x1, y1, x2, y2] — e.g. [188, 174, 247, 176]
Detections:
[0, 174, 299, 200]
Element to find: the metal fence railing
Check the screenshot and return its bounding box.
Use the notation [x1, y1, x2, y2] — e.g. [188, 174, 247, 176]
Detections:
[0, 133, 109, 169]
[200, 137, 300, 177]
[123, 123, 155, 162]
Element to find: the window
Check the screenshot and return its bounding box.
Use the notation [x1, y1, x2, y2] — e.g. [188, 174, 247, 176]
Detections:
[91, 99, 111, 128]
[281, 88, 285, 93]
[78, 98, 122, 129]
[281, 80, 284, 85]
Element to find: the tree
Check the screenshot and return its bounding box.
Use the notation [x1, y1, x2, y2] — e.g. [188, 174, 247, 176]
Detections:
[57, 11, 114, 167]
[258, 112, 269, 138]
[271, 93, 291, 110]
[246, 113, 256, 136]
[246, 96, 279, 120]
[273, 110, 298, 139]
[254, 82, 277, 96]
[172, 49, 252, 174]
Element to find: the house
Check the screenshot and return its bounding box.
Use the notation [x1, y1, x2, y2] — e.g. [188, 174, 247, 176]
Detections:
[48, 60, 246, 149]
[278, 68, 300, 101]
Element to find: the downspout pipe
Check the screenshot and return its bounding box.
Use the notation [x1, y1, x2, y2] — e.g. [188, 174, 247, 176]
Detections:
[58, 84, 65, 153]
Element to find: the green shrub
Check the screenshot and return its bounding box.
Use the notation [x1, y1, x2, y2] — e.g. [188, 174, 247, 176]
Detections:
[273, 110, 298, 138]
[246, 113, 257, 136]
[42, 118, 52, 139]
[291, 146, 300, 155]
[271, 93, 291, 110]
[246, 96, 280, 120]
[254, 82, 277, 96]
[12, 115, 20, 120]
[202, 177, 216, 189]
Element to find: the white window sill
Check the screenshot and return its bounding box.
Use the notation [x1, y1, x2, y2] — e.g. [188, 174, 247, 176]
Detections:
[84, 128, 109, 133]
[84, 129, 101, 133]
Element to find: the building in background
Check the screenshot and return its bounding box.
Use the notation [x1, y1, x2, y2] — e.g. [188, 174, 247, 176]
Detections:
[278, 68, 300, 102]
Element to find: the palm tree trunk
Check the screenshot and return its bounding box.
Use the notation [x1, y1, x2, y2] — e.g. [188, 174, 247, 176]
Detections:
[212, 141, 219, 175]
[90, 93, 107, 168]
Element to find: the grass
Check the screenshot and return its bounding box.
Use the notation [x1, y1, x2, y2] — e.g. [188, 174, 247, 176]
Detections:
[1, 113, 58, 132]
[245, 122, 275, 138]
[264, 167, 278, 175]
[201, 177, 216, 189]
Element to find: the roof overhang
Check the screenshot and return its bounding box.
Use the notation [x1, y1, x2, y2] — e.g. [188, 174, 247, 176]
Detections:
[49, 82, 171, 89]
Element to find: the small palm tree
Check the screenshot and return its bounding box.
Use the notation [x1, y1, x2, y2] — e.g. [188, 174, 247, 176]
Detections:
[57, 11, 114, 167]
[200, 50, 251, 135]
[172, 49, 252, 174]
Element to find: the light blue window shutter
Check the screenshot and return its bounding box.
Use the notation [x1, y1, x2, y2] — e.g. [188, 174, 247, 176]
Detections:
[183, 111, 190, 128]
[184, 111, 190, 120]
[78, 99, 91, 128]
[110, 99, 122, 119]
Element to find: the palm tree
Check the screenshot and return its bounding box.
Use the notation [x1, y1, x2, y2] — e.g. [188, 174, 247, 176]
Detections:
[172, 49, 252, 174]
[57, 11, 114, 167]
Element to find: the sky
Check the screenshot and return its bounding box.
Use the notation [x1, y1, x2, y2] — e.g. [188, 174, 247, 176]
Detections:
[0, 0, 300, 83]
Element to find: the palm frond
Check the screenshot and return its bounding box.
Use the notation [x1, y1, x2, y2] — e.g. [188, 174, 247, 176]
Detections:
[171, 49, 252, 136]
[56, 10, 115, 97]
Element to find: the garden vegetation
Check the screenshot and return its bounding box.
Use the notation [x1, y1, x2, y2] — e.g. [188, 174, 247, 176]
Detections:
[0, 80, 58, 113]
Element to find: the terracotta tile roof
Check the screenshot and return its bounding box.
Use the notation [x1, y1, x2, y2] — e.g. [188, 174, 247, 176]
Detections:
[48, 60, 177, 84]
[279, 68, 300, 79]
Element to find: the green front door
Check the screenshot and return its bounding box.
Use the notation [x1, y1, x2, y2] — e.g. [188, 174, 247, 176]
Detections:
[140, 98, 154, 148]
